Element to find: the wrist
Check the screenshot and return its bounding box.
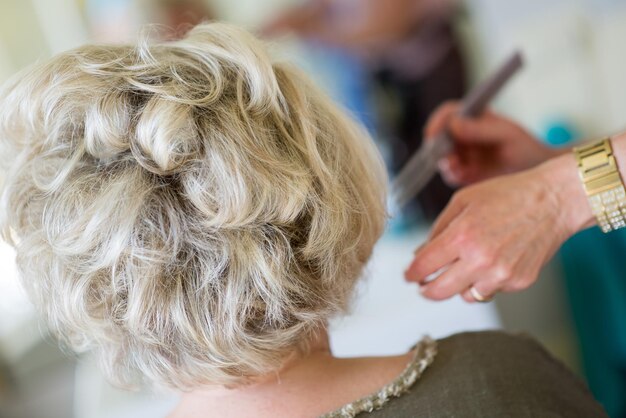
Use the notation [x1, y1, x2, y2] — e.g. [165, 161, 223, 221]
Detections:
[536, 153, 595, 236]
[522, 142, 570, 172]
[610, 131, 626, 181]
[545, 145, 571, 160]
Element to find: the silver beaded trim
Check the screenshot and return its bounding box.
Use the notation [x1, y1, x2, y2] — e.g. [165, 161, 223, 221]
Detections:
[320, 336, 437, 418]
[588, 185, 626, 233]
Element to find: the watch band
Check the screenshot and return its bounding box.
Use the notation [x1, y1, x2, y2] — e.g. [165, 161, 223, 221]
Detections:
[574, 138, 626, 233]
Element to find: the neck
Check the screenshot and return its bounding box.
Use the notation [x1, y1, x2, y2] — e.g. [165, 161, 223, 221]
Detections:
[182, 327, 332, 396]
[246, 326, 333, 386]
[168, 329, 416, 418]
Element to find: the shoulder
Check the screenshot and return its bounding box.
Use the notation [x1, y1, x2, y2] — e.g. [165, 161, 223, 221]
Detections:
[435, 330, 572, 372]
[364, 331, 607, 418]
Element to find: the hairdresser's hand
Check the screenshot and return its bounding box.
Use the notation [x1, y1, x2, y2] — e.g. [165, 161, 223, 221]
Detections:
[426, 101, 564, 186]
[404, 153, 595, 302]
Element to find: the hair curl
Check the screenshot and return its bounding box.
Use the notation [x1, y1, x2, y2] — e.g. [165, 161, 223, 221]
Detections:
[0, 23, 387, 389]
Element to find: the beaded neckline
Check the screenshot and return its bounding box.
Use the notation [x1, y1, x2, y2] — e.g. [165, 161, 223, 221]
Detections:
[320, 336, 437, 418]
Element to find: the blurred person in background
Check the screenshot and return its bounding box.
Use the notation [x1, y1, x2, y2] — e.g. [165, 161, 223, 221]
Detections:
[86, 0, 214, 42]
[264, 0, 468, 222]
[0, 22, 606, 418]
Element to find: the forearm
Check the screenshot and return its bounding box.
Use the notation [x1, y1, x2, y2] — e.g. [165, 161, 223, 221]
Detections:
[537, 153, 594, 236]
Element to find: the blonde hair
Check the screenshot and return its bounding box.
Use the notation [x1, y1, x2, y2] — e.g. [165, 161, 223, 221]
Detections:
[0, 23, 387, 389]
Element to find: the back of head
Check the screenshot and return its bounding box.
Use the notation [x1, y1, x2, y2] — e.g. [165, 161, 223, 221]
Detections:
[0, 23, 386, 389]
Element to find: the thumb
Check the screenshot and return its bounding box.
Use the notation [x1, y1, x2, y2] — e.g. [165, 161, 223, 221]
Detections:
[424, 101, 461, 140]
[448, 112, 513, 145]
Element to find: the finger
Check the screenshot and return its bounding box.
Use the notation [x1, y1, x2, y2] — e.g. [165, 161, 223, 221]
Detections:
[499, 271, 536, 293]
[444, 153, 462, 169]
[419, 261, 475, 301]
[438, 162, 460, 186]
[405, 229, 459, 283]
[442, 164, 486, 186]
[439, 164, 466, 186]
[438, 155, 472, 186]
[461, 280, 501, 303]
[424, 101, 461, 139]
[461, 289, 476, 303]
[438, 154, 462, 176]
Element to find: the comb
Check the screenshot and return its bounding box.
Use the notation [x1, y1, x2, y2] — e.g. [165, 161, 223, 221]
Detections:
[391, 51, 524, 211]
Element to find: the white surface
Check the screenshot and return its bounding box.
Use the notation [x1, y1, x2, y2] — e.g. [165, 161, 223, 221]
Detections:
[0, 240, 40, 363]
[31, 0, 89, 54]
[329, 229, 501, 357]
[465, 0, 626, 138]
[0, 39, 14, 81]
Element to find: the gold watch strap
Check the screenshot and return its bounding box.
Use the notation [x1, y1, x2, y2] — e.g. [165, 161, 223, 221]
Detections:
[574, 138, 626, 233]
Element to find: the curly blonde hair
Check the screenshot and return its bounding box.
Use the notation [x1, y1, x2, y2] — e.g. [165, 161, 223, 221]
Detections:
[0, 23, 387, 389]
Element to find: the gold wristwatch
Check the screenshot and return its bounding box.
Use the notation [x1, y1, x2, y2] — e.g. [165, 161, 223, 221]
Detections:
[574, 138, 626, 233]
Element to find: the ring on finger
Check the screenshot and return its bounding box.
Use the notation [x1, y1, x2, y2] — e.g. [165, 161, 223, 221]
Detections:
[470, 286, 494, 303]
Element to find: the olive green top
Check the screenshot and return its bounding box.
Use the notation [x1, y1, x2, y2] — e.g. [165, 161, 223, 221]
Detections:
[323, 331, 608, 418]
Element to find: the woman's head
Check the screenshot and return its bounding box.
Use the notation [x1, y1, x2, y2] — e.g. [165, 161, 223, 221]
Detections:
[0, 23, 386, 389]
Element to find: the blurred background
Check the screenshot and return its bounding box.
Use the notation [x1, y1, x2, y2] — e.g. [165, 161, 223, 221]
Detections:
[1, 0, 626, 417]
